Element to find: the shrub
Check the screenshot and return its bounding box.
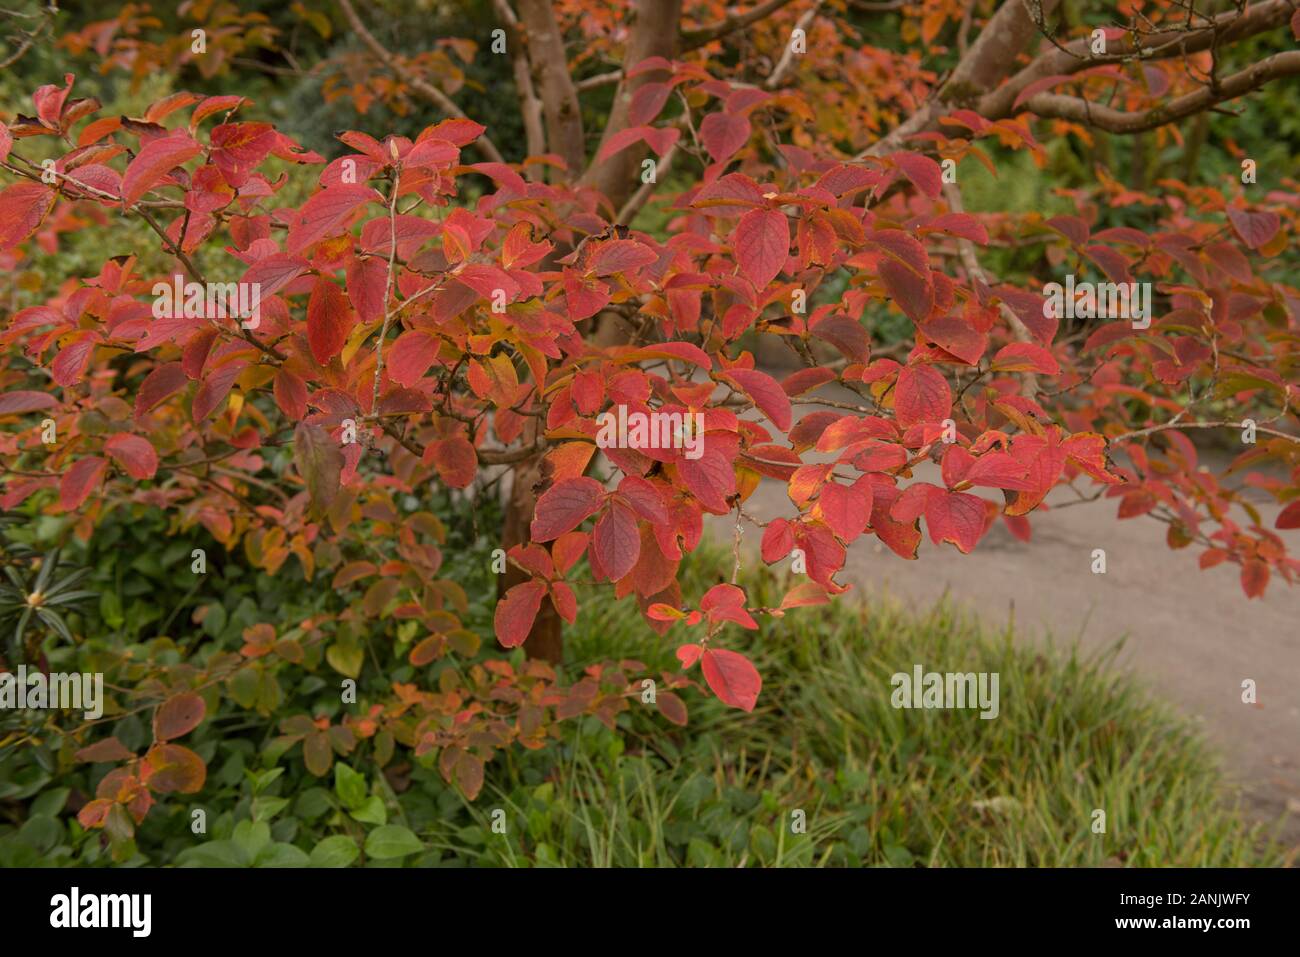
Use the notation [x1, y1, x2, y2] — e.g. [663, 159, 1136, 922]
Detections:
[0, 2, 1297, 861]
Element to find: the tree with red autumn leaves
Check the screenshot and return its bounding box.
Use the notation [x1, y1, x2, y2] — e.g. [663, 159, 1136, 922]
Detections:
[1, 0, 1299, 833]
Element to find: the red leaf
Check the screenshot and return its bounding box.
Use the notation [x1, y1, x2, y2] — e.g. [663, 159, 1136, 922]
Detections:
[918, 315, 986, 365]
[596, 126, 647, 163]
[153, 692, 205, 741]
[0, 182, 56, 252]
[190, 95, 247, 128]
[77, 799, 113, 830]
[779, 581, 830, 610]
[272, 368, 307, 420]
[925, 488, 987, 553]
[1275, 501, 1300, 530]
[818, 482, 872, 541]
[550, 580, 578, 624]
[427, 436, 477, 489]
[593, 501, 641, 581]
[700, 583, 758, 629]
[0, 390, 56, 415]
[700, 648, 762, 712]
[75, 737, 134, 763]
[628, 82, 673, 126]
[286, 184, 380, 255]
[346, 255, 388, 324]
[51, 333, 97, 387]
[105, 434, 158, 480]
[590, 240, 658, 276]
[960, 451, 1031, 490]
[135, 362, 188, 418]
[726, 367, 792, 431]
[141, 743, 206, 794]
[120, 132, 202, 207]
[871, 229, 934, 323]
[894, 364, 952, 427]
[625, 341, 713, 370]
[617, 475, 669, 525]
[657, 691, 688, 726]
[734, 208, 789, 290]
[991, 342, 1060, 375]
[494, 580, 547, 647]
[1240, 559, 1269, 599]
[675, 644, 703, 670]
[677, 446, 736, 513]
[192, 361, 245, 423]
[404, 137, 459, 168]
[209, 122, 277, 188]
[60, 456, 107, 510]
[761, 518, 795, 562]
[530, 477, 606, 541]
[387, 330, 441, 387]
[781, 367, 837, 396]
[891, 151, 942, 198]
[242, 254, 308, 298]
[700, 111, 751, 163]
[307, 276, 353, 364]
[1226, 208, 1280, 251]
[926, 212, 988, 245]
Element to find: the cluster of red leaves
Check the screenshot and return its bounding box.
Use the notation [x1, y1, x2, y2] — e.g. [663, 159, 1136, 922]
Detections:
[1, 45, 1297, 824]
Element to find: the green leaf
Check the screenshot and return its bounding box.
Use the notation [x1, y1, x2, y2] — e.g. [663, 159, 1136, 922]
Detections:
[31, 786, 70, 817]
[252, 796, 290, 821]
[325, 641, 364, 679]
[232, 819, 271, 862]
[349, 795, 387, 826]
[310, 835, 360, 868]
[334, 762, 367, 810]
[249, 767, 286, 795]
[364, 825, 424, 860]
[177, 840, 249, 867]
[254, 842, 312, 867]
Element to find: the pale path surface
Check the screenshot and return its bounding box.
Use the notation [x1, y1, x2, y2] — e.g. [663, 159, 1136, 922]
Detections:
[707, 468, 1300, 845]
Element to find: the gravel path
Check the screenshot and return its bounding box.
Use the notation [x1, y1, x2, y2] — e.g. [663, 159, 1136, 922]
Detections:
[708, 466, 1300, 845]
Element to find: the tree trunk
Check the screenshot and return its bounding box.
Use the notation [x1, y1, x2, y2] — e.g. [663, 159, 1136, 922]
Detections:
[582, 0, 683, 215]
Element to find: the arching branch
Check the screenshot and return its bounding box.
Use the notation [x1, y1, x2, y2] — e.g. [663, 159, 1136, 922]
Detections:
[1024, 51, 1300, 134]
[337, 0, 505, 164]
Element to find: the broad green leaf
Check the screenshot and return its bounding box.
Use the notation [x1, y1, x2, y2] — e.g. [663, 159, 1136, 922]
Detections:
[364, 825, 423, 860]
[310, 835, 360, 868]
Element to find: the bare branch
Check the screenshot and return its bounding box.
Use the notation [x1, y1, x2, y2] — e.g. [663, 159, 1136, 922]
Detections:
[942, 181, 1038, 398]
[681, 0, 800, 51]
[615, 141, 679, 224]
[337, 0, 505, 164]
[491, 0, 547, 167]
[1024, 51, 1300, 134]
[577, 69, 623, 91]
[765, 1, 825, 90]
[855, 0, 1062, 157]
[940, 0, 1062, 102]
[980, 0, 1296, 120]
[1110, 420, 1300, 447]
